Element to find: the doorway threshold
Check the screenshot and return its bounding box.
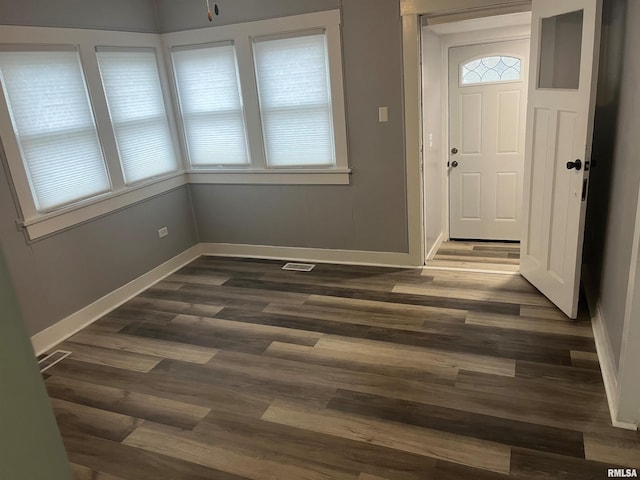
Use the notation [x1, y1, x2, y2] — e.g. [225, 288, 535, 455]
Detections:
[425, 240, 520, 275]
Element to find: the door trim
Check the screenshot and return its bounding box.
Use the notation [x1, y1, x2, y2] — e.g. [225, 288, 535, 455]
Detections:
[406, 8, 532, 267]
[433, 26, 530, 241]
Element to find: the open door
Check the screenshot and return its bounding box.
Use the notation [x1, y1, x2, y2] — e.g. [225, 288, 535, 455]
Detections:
[521, 0, 602, 318]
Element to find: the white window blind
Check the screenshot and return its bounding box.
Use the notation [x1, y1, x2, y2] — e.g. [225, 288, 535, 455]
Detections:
[253, 32, 335, 167]
[0, 48, 110, 212]
[97, 48, 178, 184]
[172, 43, 249, 167]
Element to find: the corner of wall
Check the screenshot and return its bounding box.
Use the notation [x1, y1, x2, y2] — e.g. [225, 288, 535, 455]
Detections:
[582, 267, 620, 426]
[186, 183, 201, 244]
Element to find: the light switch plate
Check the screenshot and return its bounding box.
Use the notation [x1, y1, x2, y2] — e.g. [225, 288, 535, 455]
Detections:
[378, 106, 388, 122]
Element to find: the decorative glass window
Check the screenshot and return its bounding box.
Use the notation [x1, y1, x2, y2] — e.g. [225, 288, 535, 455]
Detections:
[461, 56, 521, 85]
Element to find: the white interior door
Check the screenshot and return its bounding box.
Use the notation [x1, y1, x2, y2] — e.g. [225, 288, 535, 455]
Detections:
[521, 0, 602, 318]
[449, 39, 529, 241]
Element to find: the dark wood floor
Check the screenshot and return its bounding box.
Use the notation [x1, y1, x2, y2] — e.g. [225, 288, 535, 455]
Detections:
[428, 241, 520, 273]
[43, 256, 640, 479]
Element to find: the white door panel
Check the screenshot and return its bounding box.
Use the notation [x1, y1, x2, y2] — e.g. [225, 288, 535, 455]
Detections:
[449, 39, 529, 241]
[521, 0, 602, 318]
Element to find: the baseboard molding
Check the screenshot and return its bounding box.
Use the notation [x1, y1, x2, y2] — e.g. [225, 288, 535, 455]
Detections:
[425, 231, 444, 261]
[582, 273, 637, 430]
[199, 243, 420, 268]
[30, 245, 201, 356]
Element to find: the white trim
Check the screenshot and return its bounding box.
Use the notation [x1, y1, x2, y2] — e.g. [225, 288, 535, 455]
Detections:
[583, 269, 638, 431]
[615, 185, 640, 428]
[23, 174, 187, 240]
[200, 243, 419, 269]
[426, 231, 445, 261]
[187, 169, 351, 185]
[401, 0, 531, 16]
[431, 24, 531, 241]
[402, 15, 426, 267]
[30, 242, 423, 355]
[428, 12, 531, 35]
[30, 245, 201, 356]
[0, 25, 186, 241]
[162, 10, 349, 174]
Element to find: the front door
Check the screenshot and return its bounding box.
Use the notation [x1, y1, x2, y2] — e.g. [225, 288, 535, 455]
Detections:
[448, 39, 529, 241]
[520, 0, 602, 318]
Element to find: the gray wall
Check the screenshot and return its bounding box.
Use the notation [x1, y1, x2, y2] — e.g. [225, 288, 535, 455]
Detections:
[0, 0, 158, 32]
[0, 1, 198, 337]
[0, 157, 198, 336]
[156, 0, 340, 33]
[0, 244, 72, 480]
[421, 27, 443, 256]
[161, 0, 410, 253]
[583, 0, 639, 370]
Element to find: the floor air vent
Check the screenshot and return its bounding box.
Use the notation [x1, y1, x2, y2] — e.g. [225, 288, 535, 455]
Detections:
[38, 350, 72, 373]
[282, 262, 316, 272]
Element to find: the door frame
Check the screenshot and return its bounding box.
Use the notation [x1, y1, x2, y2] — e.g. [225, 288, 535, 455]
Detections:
[434, 24, 530, 245]
[402, 1, 533, 267]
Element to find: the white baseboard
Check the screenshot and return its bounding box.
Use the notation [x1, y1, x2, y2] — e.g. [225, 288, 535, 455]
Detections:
[30, 242, 420, 355]
[199, 243, 421, 269]
[425, 231, 444, 261]
[583, 272, 638, 431]
[30, 245, 201, 356]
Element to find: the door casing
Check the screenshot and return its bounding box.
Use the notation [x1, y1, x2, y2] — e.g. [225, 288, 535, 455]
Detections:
[421, 20, 531, 259]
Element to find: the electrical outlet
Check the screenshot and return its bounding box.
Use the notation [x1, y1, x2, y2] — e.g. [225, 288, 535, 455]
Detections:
[158, 227, 169, 238]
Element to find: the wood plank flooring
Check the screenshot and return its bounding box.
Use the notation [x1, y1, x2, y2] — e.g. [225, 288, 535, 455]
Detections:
[42, 256, 640, 479]
[428, 241, 521, 273]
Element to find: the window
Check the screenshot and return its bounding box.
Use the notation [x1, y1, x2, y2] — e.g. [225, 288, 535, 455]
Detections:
[0, 13, 347, 239]
[164, 9, 349, 183]
[461, 56, 522, 85]
[253, 32, 335, 167]
[0, 27, 185, 240]
[172, 43, 249, 167]
[96, 47, 178, 184]
[0, 47, 110, 211]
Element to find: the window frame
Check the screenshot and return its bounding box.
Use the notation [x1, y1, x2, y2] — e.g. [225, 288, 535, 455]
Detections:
[171, 40, 252, 169]
[95, 46, 181, 185]
[162, 10, 350, 185]
[458, 54, 524, 87]
[0, 26, 185, 240]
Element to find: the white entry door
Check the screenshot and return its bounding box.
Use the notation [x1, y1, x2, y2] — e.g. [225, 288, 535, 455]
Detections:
[521, 0, 602, 318]
[449, 39, 529, 241]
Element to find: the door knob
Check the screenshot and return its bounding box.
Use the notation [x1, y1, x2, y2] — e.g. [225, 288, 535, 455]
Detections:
[566, 159, 582, 171]
[451, 160, 459, 168]
[451, 147, 458, 155]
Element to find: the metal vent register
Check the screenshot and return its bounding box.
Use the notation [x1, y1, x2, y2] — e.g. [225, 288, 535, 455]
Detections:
[282, 262, 316, 272]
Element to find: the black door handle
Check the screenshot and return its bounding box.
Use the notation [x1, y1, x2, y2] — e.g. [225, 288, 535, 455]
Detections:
[451, 160, 459, 168]
[566, 159, 582, 171]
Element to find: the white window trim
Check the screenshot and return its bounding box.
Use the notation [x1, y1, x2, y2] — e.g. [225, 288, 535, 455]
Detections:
[0, 25, 184, 240]
[22, 173, 187, 239]
[162, 10, 350, 181]
[188, 169, 351, 185]
[0, 14, 351, 241]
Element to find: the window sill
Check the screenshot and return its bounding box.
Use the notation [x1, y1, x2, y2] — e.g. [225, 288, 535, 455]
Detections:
[20, 168, 351, 240]
[22, 173, 187, 241]
[187, 169, 352, 185]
